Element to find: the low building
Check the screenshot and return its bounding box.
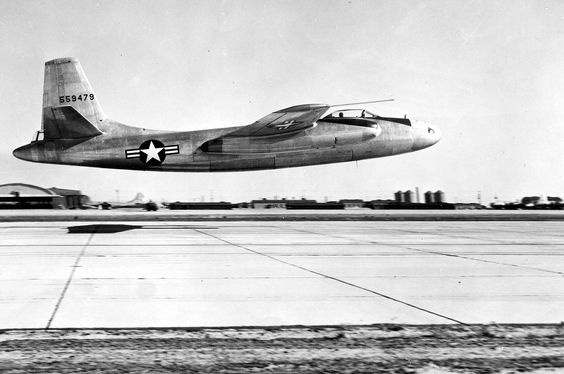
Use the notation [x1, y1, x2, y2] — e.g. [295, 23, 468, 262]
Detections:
[339, 199, 365, 209]
[49, 187, 88, 209]
[366, 199, 396, 209]
[251, 198, 292, 209]
[168, 201, 233, 210]
[454, 203, 486, 210]
[286, 200, 344, 210]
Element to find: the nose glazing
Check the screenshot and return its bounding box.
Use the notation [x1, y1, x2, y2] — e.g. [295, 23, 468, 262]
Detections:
[412, 120, 441, 150]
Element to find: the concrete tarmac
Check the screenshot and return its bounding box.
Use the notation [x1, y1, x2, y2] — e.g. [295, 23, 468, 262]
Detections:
[4, 208, 564, 221]
[1, 220, 564, 328]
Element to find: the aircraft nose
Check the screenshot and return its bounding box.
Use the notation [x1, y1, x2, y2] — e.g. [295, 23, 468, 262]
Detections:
[412, 120, 441, 150]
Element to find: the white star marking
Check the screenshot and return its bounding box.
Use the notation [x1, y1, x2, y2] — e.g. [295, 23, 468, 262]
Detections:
[140, 141, 164, 162]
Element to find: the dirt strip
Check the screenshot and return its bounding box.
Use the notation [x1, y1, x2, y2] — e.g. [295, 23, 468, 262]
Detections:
[1, 324, 564, 373]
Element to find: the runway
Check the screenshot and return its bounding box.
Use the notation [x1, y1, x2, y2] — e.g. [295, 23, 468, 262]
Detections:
[1, 220, 564, 329]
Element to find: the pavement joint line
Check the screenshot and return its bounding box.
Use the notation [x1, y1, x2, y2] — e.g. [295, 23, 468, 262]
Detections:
[388, 226, 564, 245]
[389, 244, 564, 276]
[279, 226, 370, 244]
[299, 224, 509, 244]
[194, 229, 466, 325]
[45, 232, 95, 330]
[372, 231, 564, 275]
[473, 225, 564, 238]
[388, 228, 508, 244]
[283, 226, 564, 276]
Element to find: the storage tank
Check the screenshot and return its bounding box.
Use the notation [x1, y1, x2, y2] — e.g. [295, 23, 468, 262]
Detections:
[404, 190, 415, 203]
[424, 191, 435, 204]
[394, 191, 404, 203]
[434, 190, 445, 203]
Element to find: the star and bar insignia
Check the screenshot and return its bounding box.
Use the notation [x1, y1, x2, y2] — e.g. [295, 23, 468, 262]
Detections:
[268, 119, 302, 131]
[125, 140, 179, 166]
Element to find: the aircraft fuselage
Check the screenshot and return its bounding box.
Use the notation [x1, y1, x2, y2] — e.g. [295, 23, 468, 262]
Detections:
[14, 116, 439, 172]
[12, 57, 441, 171]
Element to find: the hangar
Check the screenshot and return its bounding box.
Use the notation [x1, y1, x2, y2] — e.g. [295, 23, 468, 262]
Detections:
[0, 183, 88, 209]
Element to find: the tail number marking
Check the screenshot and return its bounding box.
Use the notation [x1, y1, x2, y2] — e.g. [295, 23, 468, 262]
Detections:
[59, 94, 94, 104]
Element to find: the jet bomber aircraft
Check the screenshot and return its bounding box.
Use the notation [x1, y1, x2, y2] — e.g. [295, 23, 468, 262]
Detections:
[13, 58, 440, 171]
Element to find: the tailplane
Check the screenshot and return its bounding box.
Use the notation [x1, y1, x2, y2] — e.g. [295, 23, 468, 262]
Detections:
[42, 58, 105, 139]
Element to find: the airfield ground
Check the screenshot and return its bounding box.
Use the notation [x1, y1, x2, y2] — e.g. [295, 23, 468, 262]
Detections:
[2, 324, 564, 373]
[1, 210, 564, 372]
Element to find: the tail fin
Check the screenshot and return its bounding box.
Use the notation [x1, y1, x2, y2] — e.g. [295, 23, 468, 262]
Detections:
[128, 193, 145, 204]
[42, 57, 105, 139]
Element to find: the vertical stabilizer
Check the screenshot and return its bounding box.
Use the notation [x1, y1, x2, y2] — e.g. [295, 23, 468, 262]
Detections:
[42, 58, 106, 138]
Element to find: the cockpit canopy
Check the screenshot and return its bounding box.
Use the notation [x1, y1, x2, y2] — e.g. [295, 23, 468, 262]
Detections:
[323, 109, 378, 119]
[322, 108, 412, 126]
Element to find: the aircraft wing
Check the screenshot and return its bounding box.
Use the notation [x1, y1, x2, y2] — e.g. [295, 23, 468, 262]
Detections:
[223, 104, 330, 138]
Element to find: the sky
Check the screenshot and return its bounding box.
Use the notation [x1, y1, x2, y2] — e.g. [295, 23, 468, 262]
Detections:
[1, 0, 564, 203]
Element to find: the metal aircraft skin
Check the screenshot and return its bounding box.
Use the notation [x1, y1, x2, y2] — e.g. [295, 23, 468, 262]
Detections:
[13, 58, 441, 172]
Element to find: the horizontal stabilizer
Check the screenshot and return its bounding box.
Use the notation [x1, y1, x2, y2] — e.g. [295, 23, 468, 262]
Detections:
[43, 106, 103, 139]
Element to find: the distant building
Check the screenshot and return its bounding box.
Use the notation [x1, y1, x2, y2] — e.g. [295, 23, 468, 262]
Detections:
[521, 196, 562, 206]
[339, 199, 365, 209]
[454, 203, 485, 210]
[490, 195, 564, 210]
[0, 183, 88, 209]
[366, 199, 396, 209]
[286, 200, 344, 210]
[251, 198, 292, 209]
[250, 198, 330, 209]
[168, 201, 233, 210]
[50, 187, 88, 209]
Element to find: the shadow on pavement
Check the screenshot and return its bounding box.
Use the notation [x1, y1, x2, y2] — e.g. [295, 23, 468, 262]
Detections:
[67, 224, 218, 233]
[67, 224, 143, 234]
